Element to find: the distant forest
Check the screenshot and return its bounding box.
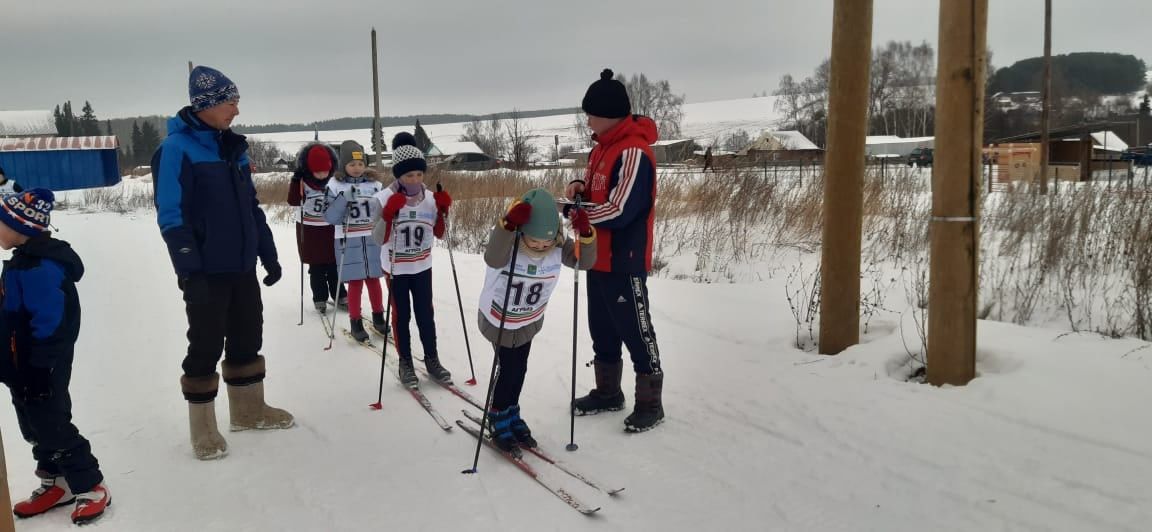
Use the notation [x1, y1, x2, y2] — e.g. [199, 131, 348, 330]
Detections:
[989, 52, 1147, 95]
[231, 107, 581, 134]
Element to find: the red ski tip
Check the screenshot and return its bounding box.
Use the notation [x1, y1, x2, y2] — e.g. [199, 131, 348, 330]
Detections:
[369, 402, 383, 410]
[465, 378, 477, 386]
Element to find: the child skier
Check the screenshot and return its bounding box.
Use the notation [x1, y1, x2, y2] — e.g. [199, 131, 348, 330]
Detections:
[0, 164, 24, 194]
[478, 188, 596, 452]
[287, 142, 347, 313]
[372, 132, 453, 387]
[324, 140, 386, 342]
[0, 189, 111, 524]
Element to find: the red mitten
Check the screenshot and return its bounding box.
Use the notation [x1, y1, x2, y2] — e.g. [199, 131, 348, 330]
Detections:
[382, 191, 407, 220]
[434, 214, 446, 239]
[434, 189, 452, 214]
[569, 207, 593, 237]
[502, 199, 532, 231]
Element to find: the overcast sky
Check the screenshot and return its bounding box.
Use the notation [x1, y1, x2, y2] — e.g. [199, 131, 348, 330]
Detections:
[2, 0, 1147, 126]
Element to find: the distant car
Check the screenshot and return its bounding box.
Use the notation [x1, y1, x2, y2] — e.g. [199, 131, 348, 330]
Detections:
[435, 152, 501, 171]
[907, 147, 933, 167]
[1120, 146, 1152, 166]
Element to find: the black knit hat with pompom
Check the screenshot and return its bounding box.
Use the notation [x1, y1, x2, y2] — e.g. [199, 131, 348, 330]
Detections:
[581, 68, 631, 119]
[390, 131, 427, 178]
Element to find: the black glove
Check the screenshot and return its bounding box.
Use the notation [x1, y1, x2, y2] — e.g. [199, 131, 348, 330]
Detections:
[263, 262, 282, 286]
[19, 366, 54, 403]
[178, 272, 204, 291]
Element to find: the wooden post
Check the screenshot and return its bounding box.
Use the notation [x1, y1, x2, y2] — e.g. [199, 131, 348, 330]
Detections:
[818, 0, 872, 355]
[370, 28, 383, 171]
[1038, 0, 1052, 194]
[187, 61, 194, 75]
[0, 430, 15, 532]
[927, 0, 987, 386]
[1080, 134, 1093, 181]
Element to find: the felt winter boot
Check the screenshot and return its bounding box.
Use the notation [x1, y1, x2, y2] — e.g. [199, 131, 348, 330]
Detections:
[223, 356, 295, 431]
[182, 373, 228, 460]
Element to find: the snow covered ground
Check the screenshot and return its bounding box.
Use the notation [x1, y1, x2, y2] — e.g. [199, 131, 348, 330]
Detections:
[2, 209, 1152, 531]
[248, 96, 782, 159]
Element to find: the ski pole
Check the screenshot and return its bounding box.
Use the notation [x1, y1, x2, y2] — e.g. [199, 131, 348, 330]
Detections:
[325, 190, 350, 351]
[438, 182, 478, 385]
[297, 178, 305, 326]
[566, 194, 583, 452]
[371, 202, 399, 410]
[463, 228, 523, 475]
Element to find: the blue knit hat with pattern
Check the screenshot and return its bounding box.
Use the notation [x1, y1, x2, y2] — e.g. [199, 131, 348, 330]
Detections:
[0, 188, 54, 237]
[189, 66, 240, 112]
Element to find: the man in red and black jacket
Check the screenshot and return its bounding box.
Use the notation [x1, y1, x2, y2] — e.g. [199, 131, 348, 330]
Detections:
[567, 69, 664, 432]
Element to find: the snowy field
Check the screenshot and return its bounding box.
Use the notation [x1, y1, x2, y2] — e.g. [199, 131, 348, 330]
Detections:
[247, 96, 783, 159]
[1, 208, 1150, 531]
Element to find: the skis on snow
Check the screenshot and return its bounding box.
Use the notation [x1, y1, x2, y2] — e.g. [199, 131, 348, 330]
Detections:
[460, 409, 623, 496]
[456, 419, 601, 515]
[342, 330, 452, 431]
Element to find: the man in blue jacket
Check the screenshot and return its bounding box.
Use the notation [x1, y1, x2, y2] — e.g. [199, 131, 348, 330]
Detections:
[152, 65, 293, 461]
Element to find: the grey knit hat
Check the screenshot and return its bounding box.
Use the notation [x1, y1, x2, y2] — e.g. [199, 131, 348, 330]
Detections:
[338, 140, 366, 172]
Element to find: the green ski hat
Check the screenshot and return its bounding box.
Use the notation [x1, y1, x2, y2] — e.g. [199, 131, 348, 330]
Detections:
[519, 188, 559, 241]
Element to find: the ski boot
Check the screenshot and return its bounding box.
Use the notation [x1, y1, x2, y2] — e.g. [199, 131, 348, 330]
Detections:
[398, 357, 419, 388]
[349, 317, 369, 343]
[508, 405, 537, 448]
[13, 472, 74, 519]
[487, 406, 522, 456]
[424, 354, 453, 384]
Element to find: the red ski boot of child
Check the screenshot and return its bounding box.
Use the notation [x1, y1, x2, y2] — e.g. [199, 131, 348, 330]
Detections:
[70, 484, 111, 525]
[13, 473, 74, 519]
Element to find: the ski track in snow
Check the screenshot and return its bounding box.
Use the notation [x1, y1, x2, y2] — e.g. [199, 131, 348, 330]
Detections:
[1, 210, 1150, 531]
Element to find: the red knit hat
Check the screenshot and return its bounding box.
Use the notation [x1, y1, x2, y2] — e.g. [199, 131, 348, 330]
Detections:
[306, 145, 333, 174]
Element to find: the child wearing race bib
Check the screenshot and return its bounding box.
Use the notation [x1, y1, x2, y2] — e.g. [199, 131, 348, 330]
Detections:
[478, 188, 596, 453]
[372, 132, 453, 388]
[323, 140, 386, 343]
[287, 142, 347, 313]
[0, 164, 24, 194]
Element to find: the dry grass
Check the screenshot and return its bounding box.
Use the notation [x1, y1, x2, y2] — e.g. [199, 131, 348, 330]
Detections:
[77, 161, 1152, 341]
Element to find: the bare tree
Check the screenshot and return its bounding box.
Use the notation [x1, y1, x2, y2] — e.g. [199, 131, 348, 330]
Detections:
[616, 72, 686, 139]
[870, 42, 898, 135]
[247, 139, 289, 172]
[572, 111, 592, 149]
[460, 117, 506, 159]
[506, 109, 537, 169]
[773, 74, 805, 129]
[772, 60, 831, 146]
[722, 130, 751, 152]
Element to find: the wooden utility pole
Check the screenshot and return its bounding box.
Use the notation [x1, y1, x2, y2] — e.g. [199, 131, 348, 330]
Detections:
[1038, 0, 1052, 194]
[187, 61, 194, 75]
[927, 0, 988, 386]
[370, 28, 383, 171]
[818, 0, 873, 355]
[0, 431, 15, 532]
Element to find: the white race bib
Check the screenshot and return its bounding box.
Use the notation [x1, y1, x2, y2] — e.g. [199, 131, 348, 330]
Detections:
[479, 246, 563, 330]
